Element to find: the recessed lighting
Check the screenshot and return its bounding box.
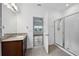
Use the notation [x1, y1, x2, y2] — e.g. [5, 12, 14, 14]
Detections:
[65, 4, 69, 7]
[37, 4, 42, 6]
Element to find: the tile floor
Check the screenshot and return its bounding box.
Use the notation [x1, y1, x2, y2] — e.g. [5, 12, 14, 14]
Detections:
[26, 45, 70, 56]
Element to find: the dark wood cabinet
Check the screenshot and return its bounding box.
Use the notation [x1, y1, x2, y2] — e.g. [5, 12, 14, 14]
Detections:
[1, 36, 27, 56]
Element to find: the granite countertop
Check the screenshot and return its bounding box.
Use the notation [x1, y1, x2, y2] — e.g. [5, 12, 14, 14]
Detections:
[2, 35, 26, 42]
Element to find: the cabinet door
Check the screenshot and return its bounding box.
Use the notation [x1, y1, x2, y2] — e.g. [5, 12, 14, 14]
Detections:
[2, 41, 23, 56]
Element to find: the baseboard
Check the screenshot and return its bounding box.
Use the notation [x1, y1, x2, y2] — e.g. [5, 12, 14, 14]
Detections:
[55, 43, 76, 56]
[27, 48, 32, 50]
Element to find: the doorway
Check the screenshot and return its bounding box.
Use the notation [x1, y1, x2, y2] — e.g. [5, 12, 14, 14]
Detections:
[33, 17, 43, 47]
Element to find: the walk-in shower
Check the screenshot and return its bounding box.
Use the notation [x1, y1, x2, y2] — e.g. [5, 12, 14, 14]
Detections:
[54, 11, 79, 56]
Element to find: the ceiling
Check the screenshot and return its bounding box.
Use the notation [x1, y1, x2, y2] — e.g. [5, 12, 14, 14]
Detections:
[16, 3, 79, 13]
[36, 3, 78, 12]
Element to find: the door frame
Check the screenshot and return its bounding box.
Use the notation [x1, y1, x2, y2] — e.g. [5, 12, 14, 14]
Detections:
[33, 17, 44, 47]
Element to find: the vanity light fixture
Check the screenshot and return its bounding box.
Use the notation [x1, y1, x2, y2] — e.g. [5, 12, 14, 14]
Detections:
[11, 3, 18, 11]
[3, 3, 18, 13]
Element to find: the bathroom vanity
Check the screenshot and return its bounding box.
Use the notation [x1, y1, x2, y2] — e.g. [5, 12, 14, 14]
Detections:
[1, 35, 27, 56]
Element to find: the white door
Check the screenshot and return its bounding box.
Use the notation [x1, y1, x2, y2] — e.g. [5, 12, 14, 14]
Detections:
[55, 20, 64, 47]
[43, 13, 48, 53]
[0, 3, 2, 56]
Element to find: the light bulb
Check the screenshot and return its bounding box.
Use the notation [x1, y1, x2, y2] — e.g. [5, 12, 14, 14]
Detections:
[65, 4, 69, 7]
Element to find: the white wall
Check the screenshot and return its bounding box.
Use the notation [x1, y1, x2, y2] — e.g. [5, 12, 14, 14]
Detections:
[2, 4, 17, 34]
[48, 16, 54, 45]
[43, 12, 49, 53]
[48, 13, 54, 45]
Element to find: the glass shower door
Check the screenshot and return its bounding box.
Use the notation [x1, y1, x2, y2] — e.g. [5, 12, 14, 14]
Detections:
[65, 13, 79, 55]
[55, 19, 64, 47]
